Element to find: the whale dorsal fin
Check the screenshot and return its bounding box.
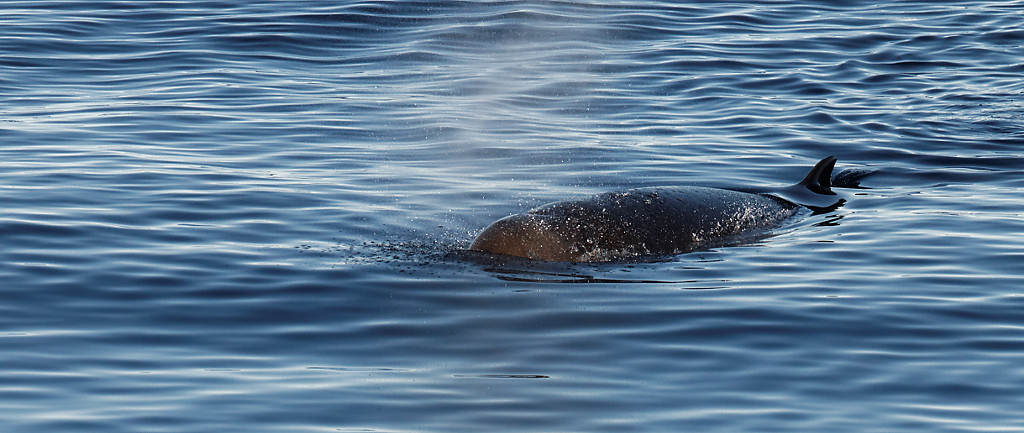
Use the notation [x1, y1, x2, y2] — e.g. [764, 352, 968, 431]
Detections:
[798, 156, 837, 195]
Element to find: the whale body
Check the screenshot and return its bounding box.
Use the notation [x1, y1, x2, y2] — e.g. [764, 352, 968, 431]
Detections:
[470, 156, 846, 262]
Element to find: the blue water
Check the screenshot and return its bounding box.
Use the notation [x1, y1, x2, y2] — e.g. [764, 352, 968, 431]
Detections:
[2, 1, 1023, 431]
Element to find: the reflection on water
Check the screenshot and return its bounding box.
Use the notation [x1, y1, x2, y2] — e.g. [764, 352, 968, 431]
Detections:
[482, 265, 689, 285]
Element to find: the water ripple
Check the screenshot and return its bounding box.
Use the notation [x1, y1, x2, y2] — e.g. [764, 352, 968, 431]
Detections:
[2, 1, 1024, 432]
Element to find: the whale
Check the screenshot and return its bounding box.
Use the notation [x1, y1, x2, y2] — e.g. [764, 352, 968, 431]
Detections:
[470, 156, 859, 262]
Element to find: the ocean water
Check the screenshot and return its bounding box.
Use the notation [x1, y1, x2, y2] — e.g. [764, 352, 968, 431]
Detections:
[2, 1, 1023, 431]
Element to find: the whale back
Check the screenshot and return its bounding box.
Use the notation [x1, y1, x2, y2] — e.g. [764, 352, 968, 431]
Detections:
[473, 186, 797, 262]
[470, 156, 844, 262]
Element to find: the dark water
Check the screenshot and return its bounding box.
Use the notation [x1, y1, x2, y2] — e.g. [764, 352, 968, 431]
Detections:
[2, 1, 1023, 431]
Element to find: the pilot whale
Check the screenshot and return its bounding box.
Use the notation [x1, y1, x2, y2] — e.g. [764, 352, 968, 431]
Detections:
[471, 156, 858, 262]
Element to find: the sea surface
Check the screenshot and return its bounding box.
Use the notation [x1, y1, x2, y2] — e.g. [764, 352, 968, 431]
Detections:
[2, 1, 1023, 432]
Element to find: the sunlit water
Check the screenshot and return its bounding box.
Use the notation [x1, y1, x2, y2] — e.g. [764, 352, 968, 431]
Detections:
[2, 1, 1023, 432]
